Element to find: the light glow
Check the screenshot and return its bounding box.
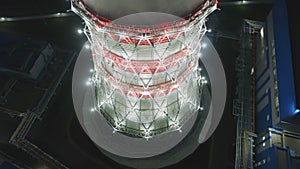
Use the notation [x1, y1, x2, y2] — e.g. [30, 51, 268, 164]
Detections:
[77, 29, 83, 34]
[85, 44, 90, 49]
[260, 28, 264, 38]
[86, 81, 91, 86]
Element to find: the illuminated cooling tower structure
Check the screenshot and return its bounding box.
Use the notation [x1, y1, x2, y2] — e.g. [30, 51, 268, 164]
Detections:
[71, 0, 226, 167]
[72, 0, 217, 139]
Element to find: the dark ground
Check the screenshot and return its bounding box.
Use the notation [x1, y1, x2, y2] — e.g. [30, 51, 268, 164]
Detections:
[0, 2, 273, 169]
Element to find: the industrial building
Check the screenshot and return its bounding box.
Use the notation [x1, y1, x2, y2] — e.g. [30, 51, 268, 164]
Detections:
[233, 0, 300, 168]
[254, 0, 300, 168]
[0, 0, 299, 169]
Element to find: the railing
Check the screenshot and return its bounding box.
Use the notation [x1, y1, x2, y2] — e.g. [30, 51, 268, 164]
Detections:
[0, 79, 17, 104]
[9, 112, 68, 169]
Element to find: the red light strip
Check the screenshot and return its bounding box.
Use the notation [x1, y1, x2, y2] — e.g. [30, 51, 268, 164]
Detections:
[97, 58, 196, 98]
[117, 35, 175, 45]
[99, 47, 188, 74]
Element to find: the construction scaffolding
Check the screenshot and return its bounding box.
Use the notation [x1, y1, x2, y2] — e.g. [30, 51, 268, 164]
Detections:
[234, 19, 263, 169]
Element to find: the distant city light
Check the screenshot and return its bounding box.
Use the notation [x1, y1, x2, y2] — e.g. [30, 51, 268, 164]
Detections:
[295, 109, 300, 114]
